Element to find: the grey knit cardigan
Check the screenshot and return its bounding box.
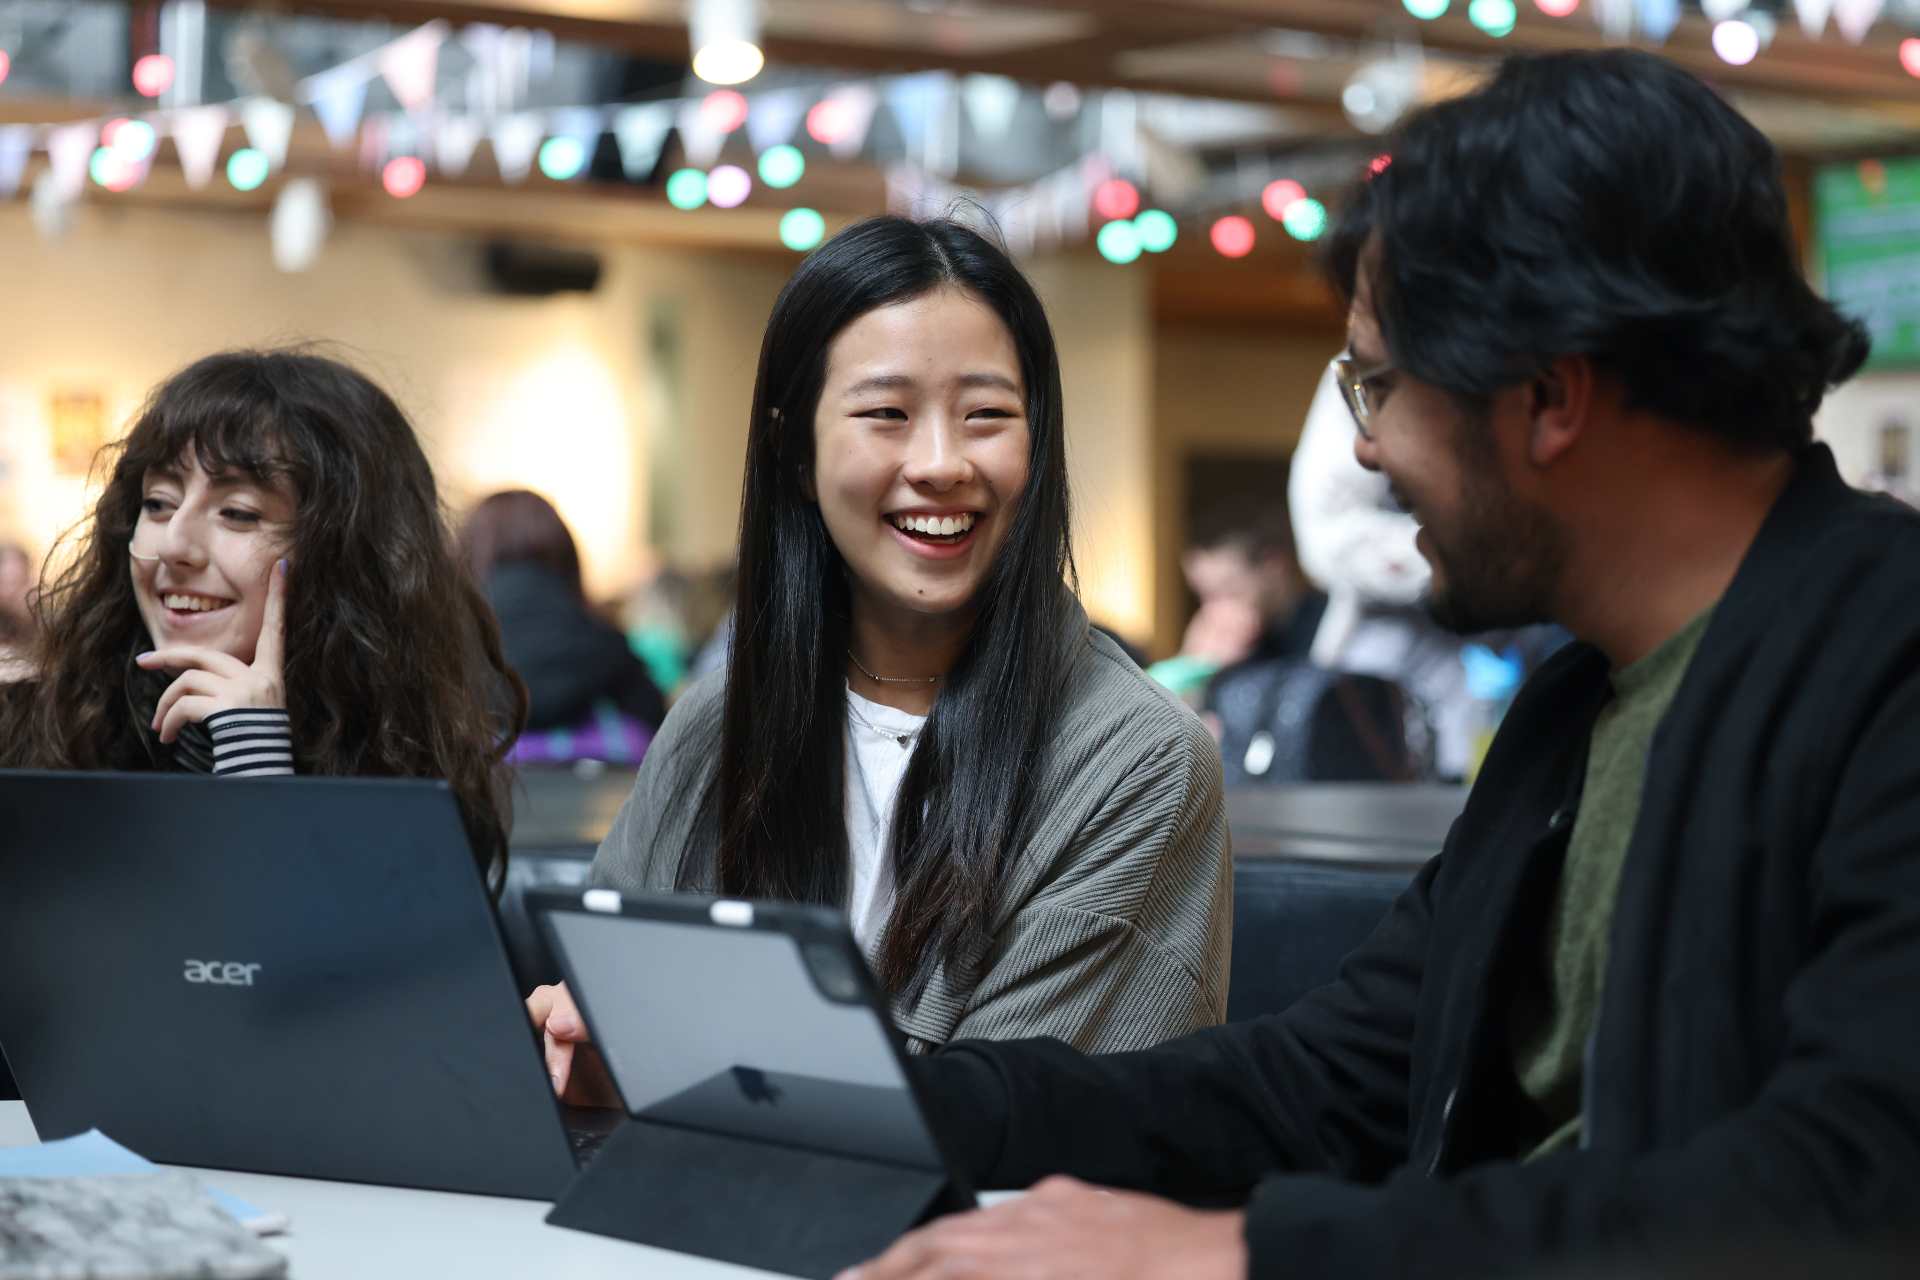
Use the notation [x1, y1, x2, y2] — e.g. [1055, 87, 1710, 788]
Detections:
[588, 622, 1233, 1054]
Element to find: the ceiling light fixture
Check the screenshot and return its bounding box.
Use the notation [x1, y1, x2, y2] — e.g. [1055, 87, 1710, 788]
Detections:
[690, 0, 765, 87]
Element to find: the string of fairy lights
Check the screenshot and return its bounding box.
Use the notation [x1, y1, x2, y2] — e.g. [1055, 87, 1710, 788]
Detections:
[4, 0, 1917, 266]
[1411, 0, 1920, 73]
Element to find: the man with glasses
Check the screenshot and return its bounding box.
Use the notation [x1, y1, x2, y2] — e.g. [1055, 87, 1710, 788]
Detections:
[844, 47, 1920, 1280]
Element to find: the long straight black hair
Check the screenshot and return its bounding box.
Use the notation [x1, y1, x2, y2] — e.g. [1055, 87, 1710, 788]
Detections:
[686, 215, 1082, 996]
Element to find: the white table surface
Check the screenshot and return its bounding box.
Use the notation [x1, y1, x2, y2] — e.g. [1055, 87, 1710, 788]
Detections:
[1, 1100, 797, 1279]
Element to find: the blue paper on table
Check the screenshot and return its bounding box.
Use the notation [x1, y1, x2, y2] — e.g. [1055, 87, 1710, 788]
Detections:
[0, 1129, 288, 1234]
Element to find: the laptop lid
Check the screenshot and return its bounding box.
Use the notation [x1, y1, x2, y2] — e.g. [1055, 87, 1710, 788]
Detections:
[0, 770, 577, 1199]
[534, 888, 971, 1191]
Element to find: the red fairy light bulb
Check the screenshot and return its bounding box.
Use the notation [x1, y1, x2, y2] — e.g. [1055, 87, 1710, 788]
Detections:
[1261, 179, 1306, 221]
[132, 53, 175, 98]
[383, 156, 427, 199]
[1210, 216, 1256, 259]
[1092, 179, 1140, 221]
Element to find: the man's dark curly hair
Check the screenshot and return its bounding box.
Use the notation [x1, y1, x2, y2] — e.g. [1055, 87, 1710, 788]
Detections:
[1327, 49, 1869, 452]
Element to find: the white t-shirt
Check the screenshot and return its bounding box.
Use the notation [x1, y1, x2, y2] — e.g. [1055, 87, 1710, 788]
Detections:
[842, 686, 926, 955]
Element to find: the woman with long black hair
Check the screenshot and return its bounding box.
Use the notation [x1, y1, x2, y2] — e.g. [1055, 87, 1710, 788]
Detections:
[532, 216, 1230, 1096]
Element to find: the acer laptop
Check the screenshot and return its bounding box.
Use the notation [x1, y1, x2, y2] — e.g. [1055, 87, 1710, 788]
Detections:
[530, 888, 975, 1279]
[0, 770, 590, 1199]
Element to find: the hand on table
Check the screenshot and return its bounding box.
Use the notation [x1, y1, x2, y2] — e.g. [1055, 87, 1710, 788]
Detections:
[137, 557, 288, 743]
[525, 980, 619, 1108]
[836, 1175, 1247, 1280]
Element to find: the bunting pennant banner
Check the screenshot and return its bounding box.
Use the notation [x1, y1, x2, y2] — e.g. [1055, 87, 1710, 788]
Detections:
[490, 113, 545, 183]
[745, 89, 807, 153]
[241, 98, 295, 168]
[0, 126, 31, 199]
[434, 113, 485, 177]
[613, 103, 673, 180]
[47, 122, 97, 202]
[960, 74, 1021, 143]
[1635, 0, 1681, 43]
[1792, 0, 1837, 38]
[170, 105, 231, 189]
[675, 100, 728, 168]
[309, 67, 369, 148]
[883, 73, 946, 158]
[824, 83, 878, 160]
[378, 22, 448, 112]
[1593, 0, 1634, 40]
[547, 108, 604, 175]
[357, 115, 391, 174]
[1832, 0, 1884, 43]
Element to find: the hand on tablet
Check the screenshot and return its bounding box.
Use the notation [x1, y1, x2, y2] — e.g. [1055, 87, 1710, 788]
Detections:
[525, 981, 619, 1108]
[835, 1177, 1246, 1280]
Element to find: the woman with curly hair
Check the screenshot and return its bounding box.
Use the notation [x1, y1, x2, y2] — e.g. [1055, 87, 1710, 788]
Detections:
[0, 348, 525, 882]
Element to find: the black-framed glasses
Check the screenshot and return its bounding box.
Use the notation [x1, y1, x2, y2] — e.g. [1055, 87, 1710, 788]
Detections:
[1330, 351, 1395, 441]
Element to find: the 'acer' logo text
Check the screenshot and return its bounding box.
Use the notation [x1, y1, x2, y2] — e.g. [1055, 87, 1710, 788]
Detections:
[184, 959, 263, 986]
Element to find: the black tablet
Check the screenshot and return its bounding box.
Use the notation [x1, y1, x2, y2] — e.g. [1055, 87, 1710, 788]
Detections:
[530, 888, 976, 1278]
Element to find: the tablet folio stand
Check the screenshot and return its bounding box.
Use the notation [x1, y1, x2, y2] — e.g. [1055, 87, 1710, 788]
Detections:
[546, 1117, 970, 1279]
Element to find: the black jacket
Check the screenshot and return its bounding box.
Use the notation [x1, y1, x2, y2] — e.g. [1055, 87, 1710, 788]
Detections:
[485, 562, 664, 732]
[915, 445, 1920, 1276]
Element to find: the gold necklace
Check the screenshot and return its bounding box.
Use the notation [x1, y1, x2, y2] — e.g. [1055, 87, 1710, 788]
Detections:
[846, 649, 941, 686]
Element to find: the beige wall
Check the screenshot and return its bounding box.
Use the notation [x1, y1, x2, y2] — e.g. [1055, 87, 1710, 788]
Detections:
[0, 202, 795, 601]
[1149, 322, 1342, 657]
[1027, 256, 1156, 647]
[0, 203, 1198, 649]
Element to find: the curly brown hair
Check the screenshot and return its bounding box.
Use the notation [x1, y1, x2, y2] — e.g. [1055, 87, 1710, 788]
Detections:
[0, 348, 527, 883]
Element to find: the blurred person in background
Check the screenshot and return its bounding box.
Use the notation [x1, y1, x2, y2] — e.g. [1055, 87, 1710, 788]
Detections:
[1149, 502, 1325, 700]
[530, 214, 1232, 1100]
[461, 489, 664, 766]
[0, 349, 525, 884]
[844, 49, 1920, 1280]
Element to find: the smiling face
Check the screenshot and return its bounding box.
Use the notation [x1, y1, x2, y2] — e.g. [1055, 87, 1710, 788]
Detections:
[129, 455, 296, 663]
[1347, 283, 1565, 635]
[811, 286, 1031, 640]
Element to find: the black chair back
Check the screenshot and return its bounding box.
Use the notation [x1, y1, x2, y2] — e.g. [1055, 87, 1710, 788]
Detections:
[1207, 660, 1426, 786]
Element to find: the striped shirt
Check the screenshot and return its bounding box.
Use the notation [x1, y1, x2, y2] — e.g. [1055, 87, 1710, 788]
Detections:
[171, 708, 295, 777]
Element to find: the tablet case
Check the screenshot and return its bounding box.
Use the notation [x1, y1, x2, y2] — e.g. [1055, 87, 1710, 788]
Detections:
[547, 1116, 968, 1278]
[535, 892, 975, 1279]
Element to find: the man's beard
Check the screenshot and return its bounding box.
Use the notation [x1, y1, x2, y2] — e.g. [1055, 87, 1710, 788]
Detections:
[1420, 439, 1566, 637]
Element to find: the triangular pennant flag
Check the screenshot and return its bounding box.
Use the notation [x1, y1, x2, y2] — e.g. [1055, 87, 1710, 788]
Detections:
[676, 100, 727, 168]
[170, 105, 230, 189]
[824, 83, 878, 160]
[1833, 0, 1883, 43]
[745, 89, 806, 153]
[961, 75, 1021, 143]
[550, 108, 603, 148]
[378, 22, 447, 112]
[435, 114, 484, 177]
[1635, 0, 1681, 42]
[308, 68, 368, 149]
[883, 74, 945, 156]
[1792, 0, 1837, 37]
[357, 115, 391, 174]
[1594, 0, 1634, 40]
[613, 103, 673, 180]
[0, 126, 31, 199]
[241, 98, 295, 168]
[490, 113, 544, 183]
[544, 108, 603, 179]
[47, 122, 97, 202]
